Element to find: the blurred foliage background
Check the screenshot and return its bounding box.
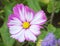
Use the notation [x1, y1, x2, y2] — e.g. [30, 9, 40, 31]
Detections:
[0, 0, 60, 46]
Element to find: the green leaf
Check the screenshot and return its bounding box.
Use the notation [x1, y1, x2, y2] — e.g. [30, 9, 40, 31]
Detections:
[0, 3, 15, 46]
[54, 1, 60, 13]
[54, 28, 60, 39]
[47, 24, 56, 32]
[47, 0, 55, 13]
[39, 0, 49, 4]
[47, 0, 60, 13]
[26, 0, 41, 12]
[0, 22, 15, 46]
[0, 42, 4, 46]
[1, 0, 10, 5]
[4, 2, 16, 20]
[38, 29, 48, 39]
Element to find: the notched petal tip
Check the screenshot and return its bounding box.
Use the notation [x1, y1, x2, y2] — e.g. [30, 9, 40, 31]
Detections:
[13, 3, 24, 10]
[38, 10, 47, 18]
[40, 10, 47, 20]
[18, 39, 25, 42]
[25, 6, 35, 13]
[13, 3, 24, 15]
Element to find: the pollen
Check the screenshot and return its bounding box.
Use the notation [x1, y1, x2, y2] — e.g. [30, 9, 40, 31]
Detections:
[22, 22, 30, 29]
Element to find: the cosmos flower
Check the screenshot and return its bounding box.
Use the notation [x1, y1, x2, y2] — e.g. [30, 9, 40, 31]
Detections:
[7, 4, 47, 42]
[41, 33, 57, 46]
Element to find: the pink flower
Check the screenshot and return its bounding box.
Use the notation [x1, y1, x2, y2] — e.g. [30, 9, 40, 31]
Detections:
[7, 4, 47, 42]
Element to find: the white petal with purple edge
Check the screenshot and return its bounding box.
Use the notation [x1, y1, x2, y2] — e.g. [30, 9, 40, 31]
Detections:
[30, 10, 47, 25]
[25, 6, 34, 22]
[25, 29, 37, 42]
[9, 25, 23, 34]
[29, 25, 41, 36]
[13, 4, 26, 22]
[8, 17, 22, 26]
[11, 29, 25, 42]
[18, 5, 25, 22]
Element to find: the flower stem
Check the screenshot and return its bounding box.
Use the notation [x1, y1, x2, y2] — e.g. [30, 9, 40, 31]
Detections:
[50, 2, 56, 24]
[50, 11, 54, 24]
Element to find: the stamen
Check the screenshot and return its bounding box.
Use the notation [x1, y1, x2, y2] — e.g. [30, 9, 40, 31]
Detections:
[22, 22, 30, 29]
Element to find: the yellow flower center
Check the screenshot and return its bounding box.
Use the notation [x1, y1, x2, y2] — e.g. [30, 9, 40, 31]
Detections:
[22, 22, 30, 29]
